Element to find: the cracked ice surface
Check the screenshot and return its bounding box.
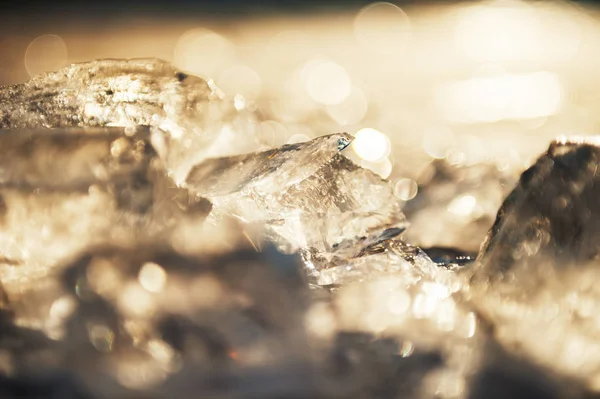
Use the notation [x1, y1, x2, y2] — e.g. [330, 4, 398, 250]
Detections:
[0, 58, 261, 182]
[186, 133, 408, 259]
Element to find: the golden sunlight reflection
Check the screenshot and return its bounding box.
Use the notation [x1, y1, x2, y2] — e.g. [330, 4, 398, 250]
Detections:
[435, 71, 563, 123]
[354, 2, 412, 55]
[46, 295, 77, 340]
[326, 85, 369, 126]
[174, 28, 235, 77]
[24, 34, 68, 77]
[49, 296, 77, 320]
[387, 289, 411, 315]
[394, 178, 419, 201]
[305, 302, 337, 340]
[88, 323, 115, 352]
[352, 128, 391, 162]
[87, 257, 124, 297]
[138, 262, 167, 293]
[462, 313, 477, 339]
[119, 282, 155, 317]
[147, 339, 176, 365]
[423, 126, 455, 159]
[454, 0, 584, 63]
[454, 1, 542, 63]
[421, 281, 451, 299]
[115, 352, 168, 389]
[217, 65, 262, 100]
[277, 62, 321, 121]
[399, 341, 414, 357]
[447, 195, 477, 217]
[423, 369, 466, 399]
[412, 292, 439, 320]
[360, 157, 393, 179]
[305, 60, 351, 105]
[257, 120, 287, 147]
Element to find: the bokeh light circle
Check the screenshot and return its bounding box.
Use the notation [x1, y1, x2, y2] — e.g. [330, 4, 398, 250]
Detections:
[24, 34, 68, 77]
[306, 60, 351, 105]
[354, 2, 412, 55]
[174, 28, 235, 77]
[352, 128, 391, 162]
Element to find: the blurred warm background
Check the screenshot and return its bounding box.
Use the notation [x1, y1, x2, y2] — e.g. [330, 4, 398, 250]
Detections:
[4, 4, 600, 395]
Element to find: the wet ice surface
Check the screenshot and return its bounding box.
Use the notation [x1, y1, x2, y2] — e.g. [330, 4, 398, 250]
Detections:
[0, 59, 598, 398]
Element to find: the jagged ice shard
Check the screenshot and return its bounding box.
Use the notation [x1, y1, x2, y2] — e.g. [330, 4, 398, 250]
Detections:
[185, 133, 409, 263]
[0, 58, 261, 182]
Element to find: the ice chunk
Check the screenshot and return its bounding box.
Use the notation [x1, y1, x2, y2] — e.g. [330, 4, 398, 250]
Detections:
[475, 137, 600, 278]
[0, 58, 261, 182]
[185, 133, 408, 256]
[471, 137, 600, 389]
[0, 127, 209, 298]
[0, 59, 214, 131]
